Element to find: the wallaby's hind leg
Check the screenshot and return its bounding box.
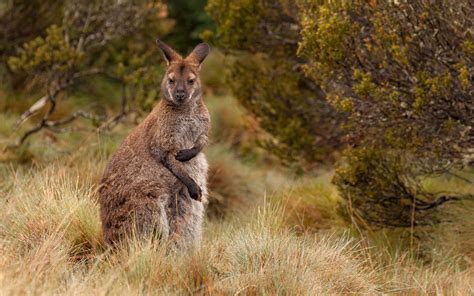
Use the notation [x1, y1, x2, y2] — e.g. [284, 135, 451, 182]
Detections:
[101, 192, 170, 245]
[133, 195, 170, 241]
[166, 187, 205, 250]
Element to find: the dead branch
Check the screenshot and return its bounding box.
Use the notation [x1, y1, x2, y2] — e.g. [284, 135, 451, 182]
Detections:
[14, 95, 49, 128]
[13, 79, 72, 129]
[414, 195, 460, 211]
[44, 110, 97, 128]
[12, 90, 58, 147]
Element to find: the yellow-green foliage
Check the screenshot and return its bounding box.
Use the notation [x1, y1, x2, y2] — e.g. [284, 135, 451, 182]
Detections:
[8, 25, 83, 75]
[351, 70, 382, 99]
[3, 0, 171, 139]
[299, 1, 355, 80]
[113, 50, 163, 111]
[205, 0, 264, 50]
[295, 0, 474, 230]
[298, 0, 473, 161]
[209, 0, 472, 168]
[0, 0, 64, 66]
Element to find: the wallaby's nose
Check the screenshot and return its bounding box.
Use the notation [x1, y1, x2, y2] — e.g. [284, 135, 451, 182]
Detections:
[175, 88, 186, 101]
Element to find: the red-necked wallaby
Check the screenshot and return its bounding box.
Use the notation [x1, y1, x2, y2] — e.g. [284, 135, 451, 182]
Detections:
[99, 40, 211, 249]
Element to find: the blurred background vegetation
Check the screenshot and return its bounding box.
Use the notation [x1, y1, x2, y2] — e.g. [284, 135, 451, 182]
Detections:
[0, 0, 473, 294]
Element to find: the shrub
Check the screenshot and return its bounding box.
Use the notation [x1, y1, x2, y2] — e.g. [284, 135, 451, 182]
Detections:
[4, 0, 171, 146]
[298, 0, 473, 163]
[208, 0, 473, 228]
[299, 0, 473, 228]
[206, 0, 345, 167]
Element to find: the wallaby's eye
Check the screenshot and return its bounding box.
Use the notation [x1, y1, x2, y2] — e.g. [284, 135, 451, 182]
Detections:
[188, 79, 195, 85]
[168, 78, 175, 84]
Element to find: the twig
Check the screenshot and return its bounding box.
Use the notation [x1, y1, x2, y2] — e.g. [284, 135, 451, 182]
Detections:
[44, 111, 97, 127]
[415, 194, 465, 211]
[13, 78, 71, 129]
[13, 95, 49, 129]
[12, 90, 58, 147]
[446, 171, 473, 184]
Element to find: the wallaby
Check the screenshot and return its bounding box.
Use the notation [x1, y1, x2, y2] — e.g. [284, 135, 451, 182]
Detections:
[99, 40, 211, 249]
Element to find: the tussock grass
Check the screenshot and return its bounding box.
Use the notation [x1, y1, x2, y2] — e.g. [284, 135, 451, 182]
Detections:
[0, 158, 377, 294]
[1, 155, 473, 295]
[270, 172, 345, 233]
[206, 144, 261, 218]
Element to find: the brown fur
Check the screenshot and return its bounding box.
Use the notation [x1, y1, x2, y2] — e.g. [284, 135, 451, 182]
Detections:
[99, 41, 211, 249]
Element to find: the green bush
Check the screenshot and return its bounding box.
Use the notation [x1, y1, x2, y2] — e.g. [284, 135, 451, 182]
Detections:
[334, 148, 443, 229]
[206, 0, 345, 167]
[298, 0, 473, 163]
[166, 0, 214, 53]
[3, 0, 171, 145]
[0, 0, 63, 88]
[208, 0, 473, 228]
[299, 0, 473, 228]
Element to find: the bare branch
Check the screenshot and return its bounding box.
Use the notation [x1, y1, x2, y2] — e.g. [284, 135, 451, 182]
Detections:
[12, 92, 58, 147]
[44, 110, 97, 127]
[13, 95, 48, 129]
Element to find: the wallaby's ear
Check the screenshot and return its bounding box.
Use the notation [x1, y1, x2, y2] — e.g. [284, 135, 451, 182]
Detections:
[156, 39, 181, 65]
[185, 43, 210, 68]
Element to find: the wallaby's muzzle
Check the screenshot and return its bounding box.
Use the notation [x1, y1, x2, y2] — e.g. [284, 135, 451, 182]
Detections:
[174, 88, 186, 103]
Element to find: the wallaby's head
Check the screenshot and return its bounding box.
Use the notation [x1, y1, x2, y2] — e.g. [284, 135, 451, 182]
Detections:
[156, 39, 210, 106]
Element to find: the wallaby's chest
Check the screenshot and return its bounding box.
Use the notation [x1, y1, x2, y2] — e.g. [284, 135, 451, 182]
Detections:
[157, 114, 207, 149]
[174, 116, 202, 143]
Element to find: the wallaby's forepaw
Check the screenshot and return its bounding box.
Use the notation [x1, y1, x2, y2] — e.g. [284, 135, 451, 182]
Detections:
[187, 181, 202, 202]
[176, 147, 198, 162]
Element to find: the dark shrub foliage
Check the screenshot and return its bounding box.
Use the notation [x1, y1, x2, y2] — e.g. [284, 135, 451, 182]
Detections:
[299, 0, 473, 163]
[166, 0, 214, 53]
[208, 0, 473, 228]
[206, 0, 345, 166]
[298, 0, 473, 228]
[0, 0, 63, 88]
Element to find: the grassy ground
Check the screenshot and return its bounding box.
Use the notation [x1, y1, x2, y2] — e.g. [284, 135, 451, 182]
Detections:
[1, 93, 474, 294]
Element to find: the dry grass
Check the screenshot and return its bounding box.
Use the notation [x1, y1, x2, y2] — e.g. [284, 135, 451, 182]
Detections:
[0, 151, 473, 295]
[270, 172, 345, 233]
[0, 158, 378, 295]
